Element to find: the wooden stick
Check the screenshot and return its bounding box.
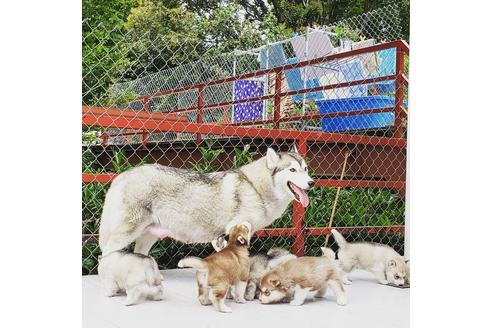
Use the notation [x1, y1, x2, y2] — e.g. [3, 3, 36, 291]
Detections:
[323, 151, 351, 248]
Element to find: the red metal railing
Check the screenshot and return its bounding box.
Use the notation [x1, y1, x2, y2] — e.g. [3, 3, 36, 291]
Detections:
[82, 40, 408, 256]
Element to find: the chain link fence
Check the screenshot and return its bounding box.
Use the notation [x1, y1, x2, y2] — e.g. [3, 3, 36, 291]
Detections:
[82, 4, 408, 274]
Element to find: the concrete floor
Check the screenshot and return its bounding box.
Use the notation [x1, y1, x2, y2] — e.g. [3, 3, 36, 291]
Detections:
[83, 269, 409, 328]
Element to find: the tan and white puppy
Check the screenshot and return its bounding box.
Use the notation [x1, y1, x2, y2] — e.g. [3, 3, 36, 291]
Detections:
[245, 247, 297, 301]
[331, 229, 408, 286]
[259, 247, 346, 306]
[178, 222, 251, 313]
[98, 251, 164, 306]
[212, 236, 297, 301]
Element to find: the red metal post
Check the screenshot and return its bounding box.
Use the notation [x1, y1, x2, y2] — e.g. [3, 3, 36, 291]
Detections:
[394, 45, 405, 139]
[196, 86, 204, 143]
[142, 96, 149, 147]
[291, 138, 307, 256]
[273, 70, 282, 129]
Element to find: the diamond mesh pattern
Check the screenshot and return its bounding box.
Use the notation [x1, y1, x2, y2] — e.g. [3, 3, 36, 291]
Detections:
[82, 5, 408, 274]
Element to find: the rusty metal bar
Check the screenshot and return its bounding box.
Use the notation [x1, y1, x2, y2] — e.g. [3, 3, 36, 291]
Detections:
[291, 139, 307, 256]
[82, 114, 407, 148]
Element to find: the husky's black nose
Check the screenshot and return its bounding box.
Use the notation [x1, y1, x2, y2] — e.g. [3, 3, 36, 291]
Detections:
[307, 181, 315, 189]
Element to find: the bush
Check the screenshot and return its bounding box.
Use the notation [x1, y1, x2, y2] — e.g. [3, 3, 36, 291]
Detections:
[82, 144, 405, 274]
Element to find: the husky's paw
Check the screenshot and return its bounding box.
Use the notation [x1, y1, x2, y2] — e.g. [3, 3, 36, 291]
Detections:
[289, 299, 305, 306]
[103, 288, 119, 297]
[218, 306, 232, 313]
[234, 297, 246, 304]
[177, 260, 184, 268]
[378, 279, 389, 285]
[336, 295, 348, 306]
[124, 298, 138, 306]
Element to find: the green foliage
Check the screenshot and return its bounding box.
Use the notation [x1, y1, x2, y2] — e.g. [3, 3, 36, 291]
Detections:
[82, 0, 139, 105]
[232, 144, 256, 168]
[189, 141, 226, 173]
[82, 144, 405, 274]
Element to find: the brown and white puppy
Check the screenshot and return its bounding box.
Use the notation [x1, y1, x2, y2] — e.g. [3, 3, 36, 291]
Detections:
[212, 236, 297, 301]
[98, 251, 164, 306]
[259, 247, 347, 306]
[177, 222, 251, 313]
[331, 229, 408, 286]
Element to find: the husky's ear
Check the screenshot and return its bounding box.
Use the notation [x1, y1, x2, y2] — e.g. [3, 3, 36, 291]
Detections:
[266, 148, 279, 169]
[388, 259, 397, 267]
[269, 279, 281, 287]
[290, 144, 298, 153]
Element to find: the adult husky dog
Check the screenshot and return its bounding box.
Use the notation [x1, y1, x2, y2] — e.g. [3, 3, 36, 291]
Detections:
[99, 147, 314, 256]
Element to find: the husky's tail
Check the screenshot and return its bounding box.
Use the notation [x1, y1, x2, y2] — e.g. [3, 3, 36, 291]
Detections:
[177, 257, 208, 271]
[320, 247, 336, 260]
[331, 229, 348, 249]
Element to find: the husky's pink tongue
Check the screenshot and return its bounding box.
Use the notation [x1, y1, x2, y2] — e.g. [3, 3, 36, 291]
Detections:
[291, 183, 310, 207]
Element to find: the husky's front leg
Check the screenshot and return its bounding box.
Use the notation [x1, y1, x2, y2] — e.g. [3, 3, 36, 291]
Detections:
[289, 285, 310, 306]
[134, 231, 159, 255]
[327, 280, 347, 306]
[196, 271, 211, 305]
[371, 268, 389, 285]
[210, 286, 232, 313]
[102, 278, 120, 297]
[233, 281, 247, 303]
[244, 280, 257, 301]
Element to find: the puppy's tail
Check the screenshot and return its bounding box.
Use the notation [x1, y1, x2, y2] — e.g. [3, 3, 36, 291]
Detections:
[320, 247, 335, 260]
[177, 257, 208, 271]
[331, 229, 347, 249]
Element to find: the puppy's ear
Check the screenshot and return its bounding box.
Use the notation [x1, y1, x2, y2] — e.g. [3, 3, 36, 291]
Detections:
[270, 279, 281, 287]
[387, 259, 397, 267]
[237, 235, 249, 246]
[290, 144, 298, 153]
[266, 148, 279, 169]
[241, 221, 252, 236]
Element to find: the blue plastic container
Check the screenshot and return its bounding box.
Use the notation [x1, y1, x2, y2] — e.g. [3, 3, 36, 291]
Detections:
[316, 96, 396, 132]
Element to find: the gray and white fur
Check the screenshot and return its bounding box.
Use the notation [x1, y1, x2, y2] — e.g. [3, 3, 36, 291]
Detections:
[98, 147, 314, 256]
[331, 229, 408, 286]
[98, 251, 164, 306]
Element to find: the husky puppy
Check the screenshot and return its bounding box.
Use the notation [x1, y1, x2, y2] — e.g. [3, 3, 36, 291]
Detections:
[259, 248, 347, 306]
[98, 251, 164, 306]
[331, 229, 407, 286]
[212, 237, 297, 301]
[177, 222, 251, 313]
[244, 248, 297, 301]
[98, 147, 314, 256]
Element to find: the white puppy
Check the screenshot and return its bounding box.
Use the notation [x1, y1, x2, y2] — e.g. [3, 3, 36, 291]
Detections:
[98, 251, 164, 306]
[331, 229, 407, 286]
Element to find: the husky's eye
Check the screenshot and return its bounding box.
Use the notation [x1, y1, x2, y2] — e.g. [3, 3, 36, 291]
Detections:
[304, 167, 307, 171]
[395, 275, 400, 279]
[263, 290, 270, 296]
[289, 168, 296, 172]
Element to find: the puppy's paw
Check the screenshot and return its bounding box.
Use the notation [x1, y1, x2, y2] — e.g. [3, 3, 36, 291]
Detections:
[124, 298, 137, 306]
[336, 295, 348, 306]
[177, 260, 184, 268]
[379, 279, 389, 285]
[219, 306, 232, 313]
[103, 288, 118, 297]
[289, 299, 304, 306]
[234, 297, 246, 304]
